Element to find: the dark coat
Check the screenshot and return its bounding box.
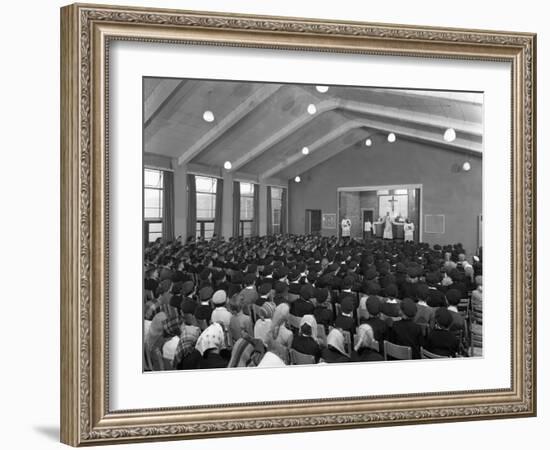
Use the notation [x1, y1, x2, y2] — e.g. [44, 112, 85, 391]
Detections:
[291, 335, 321, 361]
[290, 298, 315, 317]
[389, 319, 424, 359]
[426, 329, 459, 357]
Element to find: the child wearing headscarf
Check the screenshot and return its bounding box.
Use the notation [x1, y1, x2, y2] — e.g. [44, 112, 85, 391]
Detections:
[320, 328, 350, 364]
[195, 323, 229, 369]
[291, 315, 321, 362]
[352, 324, 383, 362]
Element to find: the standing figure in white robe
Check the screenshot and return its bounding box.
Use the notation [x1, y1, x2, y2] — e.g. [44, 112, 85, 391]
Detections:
[341, 217, 352, 239]
[404, 219, 415, 242]
[383, 213, 393, 240]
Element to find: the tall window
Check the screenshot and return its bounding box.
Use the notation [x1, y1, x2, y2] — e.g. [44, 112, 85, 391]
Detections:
[271, 187, 283, 234]
[196, 176, 217, 239]
[240, 182, 254, 237]
[144, 168, 163, 243]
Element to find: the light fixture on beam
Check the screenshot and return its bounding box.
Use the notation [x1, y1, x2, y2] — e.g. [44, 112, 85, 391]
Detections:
[387, 132, 396, 143]
[202, 110, 215, 122]
[462, 161, 471, 172]
[315, 85, 329, 93]
[301, 146, 309, 155]
[294, 175, 301, 183]
[365, 138, 372, 147]
[223, 161, 232, 170]
[307, 104, 317, 115]
[444, 127, 457, 142]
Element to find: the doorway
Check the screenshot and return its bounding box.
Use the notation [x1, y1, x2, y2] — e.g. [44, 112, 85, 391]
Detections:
[305, 209, 322, 235]
[361, 208, 374, 240]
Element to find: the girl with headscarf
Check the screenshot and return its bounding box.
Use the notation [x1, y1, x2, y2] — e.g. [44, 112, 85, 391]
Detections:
[144, 311, 168, 371]
[291, 315, 321, 362]
[173, 314, 202, 370]
[352, 324, 384, 362]
[320, 328, 350, 364]
[253, 304, 273, 346]
[270, 303, 294, 349]
[195, 322, 229, 369]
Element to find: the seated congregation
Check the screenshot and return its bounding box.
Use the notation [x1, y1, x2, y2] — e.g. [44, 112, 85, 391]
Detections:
[143, 235, 483, 371]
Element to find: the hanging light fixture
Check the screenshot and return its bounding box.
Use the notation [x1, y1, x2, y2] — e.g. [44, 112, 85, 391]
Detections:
[294, 175, 301, 183]
[462, 161, 471, 172]
[387, 132, 396, 143]
[301, 146, 309, 155]
[444, 127, 457, 142]
[202, 110, 215, 122]
[315, 85, 329, 93]
[307, 104, 317, 115]
[223, 161, 232, 170]
[365, 138, 372, 147]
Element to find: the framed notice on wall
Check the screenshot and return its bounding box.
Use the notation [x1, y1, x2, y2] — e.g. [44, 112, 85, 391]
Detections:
[322, 213, 337, 229]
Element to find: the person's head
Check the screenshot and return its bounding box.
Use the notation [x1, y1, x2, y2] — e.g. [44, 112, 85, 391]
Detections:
[212, 289, 227, 308]
[341, 296, 355, 315]
[400, 298, 418, 319]
[327, 328, 346, 355]
[354, 323, 375, 352]
[384, 283, 398, 299]
[445, 288, 462, 306]
[195, 323, 225, 356]
[366, 296, 381, 317]
[244, 273, 256, 287]
[435, 307, 453, 330]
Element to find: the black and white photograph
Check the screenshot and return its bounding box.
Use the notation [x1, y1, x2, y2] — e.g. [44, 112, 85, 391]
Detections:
[142, 78, 483, 371]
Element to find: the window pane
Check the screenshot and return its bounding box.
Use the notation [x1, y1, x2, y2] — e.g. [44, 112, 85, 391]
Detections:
[271, 187, 283, 200]
[144, 169, 163, 188]
[197, 192, 216, 219]
[240, 182, 254, 196]
[148, 232, 162, 243]
[240, 197, 254, 220]
[273, 224, 280, 234]
[196, 176, 217, 194]
[242, 222, 252, 238]
[144, 188, 163, 218]
[148, 222, 162, 232]
[204, 222, 215, 239]
[394, 189, 408, 195]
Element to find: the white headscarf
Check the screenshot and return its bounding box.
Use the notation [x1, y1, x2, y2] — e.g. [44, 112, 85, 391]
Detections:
[270, 303, 290, 340]
[257, 351, 286, 367]
[299, 314, 318, 342]
[354, 324, 375, 352]
[195, 322, 225, 356]
[326, 328, 346, 355]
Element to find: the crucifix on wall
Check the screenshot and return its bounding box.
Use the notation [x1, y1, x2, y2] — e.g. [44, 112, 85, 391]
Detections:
[378, 193, 408, 218]
[388, 195, 398, 212]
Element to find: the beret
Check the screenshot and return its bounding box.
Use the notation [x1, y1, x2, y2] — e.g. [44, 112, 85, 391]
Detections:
[258, 282, 272, 296]
[315, 287, 329, 302]
[212, 289, 227, 305]
[366, 296, 381, 315]
[445, 288, 462, 305]
[401, 298, 418, 318]
[300, 284, 315, 300]
[199, 286, 214, 301]
[435, 307, 453, 328]
[244, 273, 256, 285]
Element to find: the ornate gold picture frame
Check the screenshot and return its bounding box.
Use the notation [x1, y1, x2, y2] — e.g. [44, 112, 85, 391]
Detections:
[60, 3, 536, 446]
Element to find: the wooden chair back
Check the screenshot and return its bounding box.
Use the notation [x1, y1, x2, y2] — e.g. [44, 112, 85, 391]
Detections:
[383, 341, 412, 360]
[289, 348, 316, 365]
[420, 347, 448, 359]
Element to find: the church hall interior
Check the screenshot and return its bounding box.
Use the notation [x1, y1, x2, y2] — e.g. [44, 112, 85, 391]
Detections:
[143, 77, 484, 370]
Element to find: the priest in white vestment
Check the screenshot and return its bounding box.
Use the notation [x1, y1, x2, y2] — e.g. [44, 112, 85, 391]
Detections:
[383, 212, 394, 240]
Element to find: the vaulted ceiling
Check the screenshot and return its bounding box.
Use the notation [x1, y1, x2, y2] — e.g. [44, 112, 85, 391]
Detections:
[144, 78, 483, 182]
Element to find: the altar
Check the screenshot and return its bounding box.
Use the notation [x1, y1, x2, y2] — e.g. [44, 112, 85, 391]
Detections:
[373, 221, 405, 239]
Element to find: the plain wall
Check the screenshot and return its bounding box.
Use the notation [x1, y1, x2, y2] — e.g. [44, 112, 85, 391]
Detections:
[289, 136, 482, 254]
